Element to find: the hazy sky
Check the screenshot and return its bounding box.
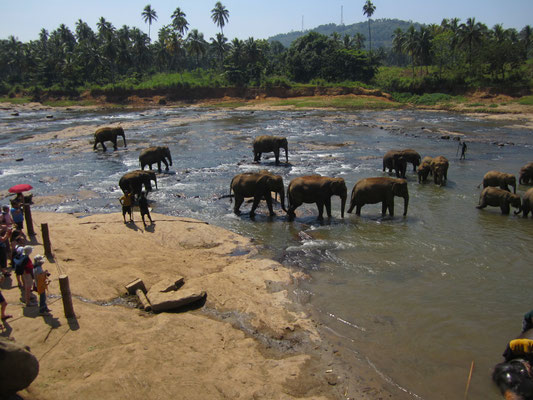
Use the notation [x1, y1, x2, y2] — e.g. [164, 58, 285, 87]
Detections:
[1, 0, 532, 42]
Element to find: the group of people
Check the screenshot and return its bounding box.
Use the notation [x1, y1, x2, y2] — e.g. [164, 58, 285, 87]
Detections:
[119, 190, 153, 228]
[0, 194, 51, 323]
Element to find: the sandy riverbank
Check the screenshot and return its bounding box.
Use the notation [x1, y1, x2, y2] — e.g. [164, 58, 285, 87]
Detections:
[1, 211, 400, 400]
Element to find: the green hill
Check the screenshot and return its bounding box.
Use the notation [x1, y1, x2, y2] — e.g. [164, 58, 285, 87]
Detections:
[268, 18, 423, 49]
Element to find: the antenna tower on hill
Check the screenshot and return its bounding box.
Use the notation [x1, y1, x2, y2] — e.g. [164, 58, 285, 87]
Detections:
[341, 5, 344, 25]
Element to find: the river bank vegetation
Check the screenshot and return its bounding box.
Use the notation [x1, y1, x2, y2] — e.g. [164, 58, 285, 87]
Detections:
[1, 3, 532, 106]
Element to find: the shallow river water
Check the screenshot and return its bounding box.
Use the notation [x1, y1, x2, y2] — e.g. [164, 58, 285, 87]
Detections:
[1, 106, 533, 399]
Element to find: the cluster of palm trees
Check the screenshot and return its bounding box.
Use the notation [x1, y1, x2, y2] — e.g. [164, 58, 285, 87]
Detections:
[391, 18, 532, 82]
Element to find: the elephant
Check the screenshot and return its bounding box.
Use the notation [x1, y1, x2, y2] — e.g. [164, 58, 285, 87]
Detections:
[518, 187, 533, 218]
[230, 170, 286, 217]
[347, 177, 409, 217]
[417, 156, 433, 183]
[383, 149, 421, 175]
[430, 156, 449, 186]
[476, 187, 521, 215]
[492, 328, 533, 400]
[93, 127, 126, 151]
[139, 146, 172, 172]
[519, 162, 533, 185]
[287, 175, 347, 220]
[253, 135, 288, 165]
[119, 170, 158, 199]
[482, 170, 517, 194]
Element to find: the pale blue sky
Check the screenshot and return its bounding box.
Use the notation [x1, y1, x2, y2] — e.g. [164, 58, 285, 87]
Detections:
[1, 0, 532, 42]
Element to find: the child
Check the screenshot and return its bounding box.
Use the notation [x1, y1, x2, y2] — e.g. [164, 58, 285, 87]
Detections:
[33, 255, 51, 315]
[119, 191, 134, 223]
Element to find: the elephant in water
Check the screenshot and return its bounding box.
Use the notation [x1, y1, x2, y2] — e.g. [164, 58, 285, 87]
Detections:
[253, 135, 288, 165]
[230, 170, 286, 217]
[519, 162, 533, 185]
[482, 170, 516, 193]
[476, 187, 521, 215]
[492, 328, 533, 400]
[383, 149, 421, 174]
[417, 156, 433, 183]
[287, 175, 347, 220]
[430, 156, 449, 186]
[139, 146, 172, 172]
[93, 127, 126, 151]
[119, 170, 158, 199]
[347, 177, 409, 217]
[518, 187, 533, 218]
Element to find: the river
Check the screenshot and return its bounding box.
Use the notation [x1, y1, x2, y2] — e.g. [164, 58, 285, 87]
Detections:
[1, 105, 532, 399]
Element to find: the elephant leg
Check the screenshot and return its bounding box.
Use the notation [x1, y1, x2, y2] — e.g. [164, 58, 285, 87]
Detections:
[288, 200, 301, 220]
[264, 195, 275, 217]
[316, 201, 325, 220]
[254, 152, 261, 162]
[274, 149, 280, 165]
[250, 196, 262, 217]
[101, 142, 107, 152]
[476, 199, 487, 209]
[389, 198, 395, 217]
[356, 204, 362, 216]
[234, 195, 244, 215]
[113, 139, 118, 150]
[381, 201, 387, 216]
[162, 159, 169, 171]
[501, 202, 510, 215]
[93, 141, 98, 150]
[325, 198, 332, 218]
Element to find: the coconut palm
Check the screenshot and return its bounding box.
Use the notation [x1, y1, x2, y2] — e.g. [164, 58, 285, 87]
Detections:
[352, 33, 366, 50]
[210, 33, 229, 66]
[141, 4, 157, 41]
[211, 2, 229, 35]
[171, 7, 189, 36]
[458, 17, 486, 71]
[187, 29, 207, 66]
[520, 25, 532, 59]
[362, 0, 376, 51]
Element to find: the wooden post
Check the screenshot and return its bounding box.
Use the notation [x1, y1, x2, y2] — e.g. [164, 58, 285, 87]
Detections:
[41, 223, 52, 257]
[23, 202, 35, 236]
[58, 274, 75, 318]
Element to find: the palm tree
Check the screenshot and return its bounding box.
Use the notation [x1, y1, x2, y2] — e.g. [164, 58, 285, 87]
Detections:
[210, 33, 229, 66]
[141, 4, 157, 41]
[171, 7, 189, 36]
[187, 29, 207, 66]
[353, 33, 365, 50]
[211, 2, 229, 35]
[520, 25, 532, 59]
[459, 17, 486, 74]
[362, 0, 376, 52]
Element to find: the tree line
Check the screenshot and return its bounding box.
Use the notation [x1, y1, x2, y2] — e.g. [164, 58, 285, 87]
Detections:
[0, 2, 531, 96]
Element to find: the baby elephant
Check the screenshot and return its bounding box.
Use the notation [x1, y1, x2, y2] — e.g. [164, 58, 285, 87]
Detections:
[94, 127, 126, 151]
[482, 170, 516, 193]
[519, 187, 533, 218]
[477, 187, 521, 215]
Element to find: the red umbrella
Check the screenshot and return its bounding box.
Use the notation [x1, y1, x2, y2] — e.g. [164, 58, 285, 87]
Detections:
[8, 184, 33, 194]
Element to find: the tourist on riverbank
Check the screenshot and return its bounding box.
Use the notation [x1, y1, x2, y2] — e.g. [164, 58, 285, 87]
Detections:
[10, 202, 24, 231]
[138, 191, 153, 228]
[33, 255, 51, 316]
[21, 246, 36, 306]
[0, 225, 12, 278]
[119, 191, 133, 223]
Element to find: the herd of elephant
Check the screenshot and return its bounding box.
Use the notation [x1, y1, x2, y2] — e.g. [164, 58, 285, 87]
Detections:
[94, 127, 533, 219]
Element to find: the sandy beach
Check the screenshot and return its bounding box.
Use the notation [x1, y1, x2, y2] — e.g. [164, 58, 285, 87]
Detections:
[1, 210, 399, 400]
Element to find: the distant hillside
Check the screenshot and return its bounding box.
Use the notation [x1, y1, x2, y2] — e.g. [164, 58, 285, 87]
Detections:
[268, 18, 423, 49]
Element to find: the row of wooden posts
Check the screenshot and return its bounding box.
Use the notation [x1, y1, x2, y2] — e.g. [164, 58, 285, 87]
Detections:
[23, 202, 75, 319]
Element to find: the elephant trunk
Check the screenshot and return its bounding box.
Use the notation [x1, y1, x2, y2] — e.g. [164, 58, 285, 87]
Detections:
[403, 194, 409, 216]
[168, 153, 173, 166]
[340, 194, 346, 218]
[285, 146, 288, 163]
[279, 190, 286, 212]
[154, 176, 158, 190]
[121, 133, 127, 147]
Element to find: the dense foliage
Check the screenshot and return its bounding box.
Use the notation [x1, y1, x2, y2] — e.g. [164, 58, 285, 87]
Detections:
[0, 5, 531, 97]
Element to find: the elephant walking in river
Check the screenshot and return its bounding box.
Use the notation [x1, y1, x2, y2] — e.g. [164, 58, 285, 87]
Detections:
[482, 171, 517, 193]
[383, 149, 421, 175]
[287, 175, 347, 220]
[348, 177, 409, 217]
[253, 135, 288, 165]
[476, 187, 521, 215]
[94, 127, 126, 151]
[519, 162, 533, 185]
[230, 170, 286, 217]
[430, 156, 449, 186]
[139, 146, 172, 172]
[519, 187, 533, 218]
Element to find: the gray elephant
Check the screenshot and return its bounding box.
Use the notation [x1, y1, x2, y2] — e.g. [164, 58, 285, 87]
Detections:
[417, 156, 433, 183]
[519, 162, 533, 185]
[348, 177, 409, 217]
[119, 170, 158, 198]
[482, 170, 517, 194]
[253, 135, 288, 165]
[287, 175, 347, 220]
[476, 187, 521, 215]
[518, 187, 533, 217]
[383, 149, 421, 174]
[93, 127, 126, 151]
[430, 156, 449, 186]
[139, 146, 172, 172]
[230, 170, 286, 217]
[492, 328, 533, 400]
